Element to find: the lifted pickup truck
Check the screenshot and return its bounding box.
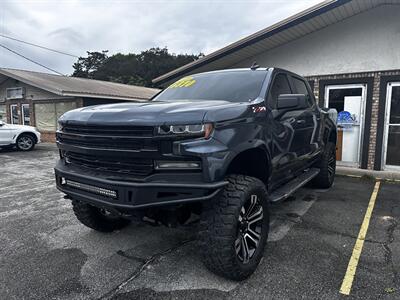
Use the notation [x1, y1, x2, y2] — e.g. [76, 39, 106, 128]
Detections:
[55, 67, 337, 280]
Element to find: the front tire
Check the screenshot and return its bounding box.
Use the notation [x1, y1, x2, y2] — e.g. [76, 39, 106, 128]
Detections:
[72, 200, 131, 232]
[312, 142, 336, 188]
[16, 134, 35, 151]
[199, 175, 269, 281]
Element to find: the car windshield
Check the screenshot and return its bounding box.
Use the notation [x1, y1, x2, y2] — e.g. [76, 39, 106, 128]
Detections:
[154, 70, 267, 102]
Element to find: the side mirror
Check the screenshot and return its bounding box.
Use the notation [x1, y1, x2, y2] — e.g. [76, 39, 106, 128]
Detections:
[277, 94, 307, 110]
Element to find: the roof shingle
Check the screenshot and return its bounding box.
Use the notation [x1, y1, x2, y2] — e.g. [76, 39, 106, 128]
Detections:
[0, 68, 160, 101]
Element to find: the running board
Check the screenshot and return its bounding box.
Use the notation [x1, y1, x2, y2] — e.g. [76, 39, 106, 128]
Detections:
[269, 168, 320, 203]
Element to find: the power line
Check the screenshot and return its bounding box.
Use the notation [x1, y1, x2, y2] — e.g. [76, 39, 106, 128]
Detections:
[0, 34, 79, 58]
[0, 43, 65, 75]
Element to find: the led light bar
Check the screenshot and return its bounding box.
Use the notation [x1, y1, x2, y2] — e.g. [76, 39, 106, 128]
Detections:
[155, 161, 201, 170]
[61, 178, 117, 198]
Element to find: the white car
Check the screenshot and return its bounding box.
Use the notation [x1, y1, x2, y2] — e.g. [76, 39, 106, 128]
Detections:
[0, 120, 41, 151]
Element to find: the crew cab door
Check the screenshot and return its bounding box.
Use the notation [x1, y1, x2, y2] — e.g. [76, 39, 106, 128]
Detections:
[266, 73, 315, 186]
[0, 122, 13, 146]
[288, 75, 321, 162]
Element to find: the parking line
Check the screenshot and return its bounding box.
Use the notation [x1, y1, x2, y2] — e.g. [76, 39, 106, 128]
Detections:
[339, 181, 381, 296]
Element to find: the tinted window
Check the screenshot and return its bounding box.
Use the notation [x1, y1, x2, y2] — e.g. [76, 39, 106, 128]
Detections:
[154, 71, 267, 103]
[292, 77, 313, 107]
[267, 73, 292, 109]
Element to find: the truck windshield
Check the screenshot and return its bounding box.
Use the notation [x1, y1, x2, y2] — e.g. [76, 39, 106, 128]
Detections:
[154, 70, 267, 102]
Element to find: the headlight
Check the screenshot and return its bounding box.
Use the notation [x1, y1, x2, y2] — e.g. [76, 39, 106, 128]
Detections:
[158, 123, 213, 139]
[57, 122, 63, 131]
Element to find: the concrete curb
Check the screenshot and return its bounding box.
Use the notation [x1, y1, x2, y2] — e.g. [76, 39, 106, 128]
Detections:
[336, 166, 400, 181]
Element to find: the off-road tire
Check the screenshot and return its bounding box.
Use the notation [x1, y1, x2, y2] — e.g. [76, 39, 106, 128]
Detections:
[312, 142, 336, 189]
[72, 200, 131, 232]
[199, 175, 269, 281]
[16, 134, 35, 151]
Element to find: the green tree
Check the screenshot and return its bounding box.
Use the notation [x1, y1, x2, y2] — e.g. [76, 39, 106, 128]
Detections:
[72, 51, 109, 79]
[71, 47, 201, 87]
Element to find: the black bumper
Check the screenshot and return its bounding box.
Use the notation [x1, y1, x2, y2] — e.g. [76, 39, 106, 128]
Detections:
[55, 164, 227, 210]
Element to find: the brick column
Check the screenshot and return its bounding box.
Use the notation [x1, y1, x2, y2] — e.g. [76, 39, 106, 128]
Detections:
[367, 74, 381, 169]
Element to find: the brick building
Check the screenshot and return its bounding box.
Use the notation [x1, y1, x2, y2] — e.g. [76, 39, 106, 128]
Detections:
[0, 68, 159, 142]
[153, 0, 400, 172]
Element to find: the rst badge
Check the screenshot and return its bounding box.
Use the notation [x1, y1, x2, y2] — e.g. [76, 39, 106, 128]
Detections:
[252, 106, 266, 113]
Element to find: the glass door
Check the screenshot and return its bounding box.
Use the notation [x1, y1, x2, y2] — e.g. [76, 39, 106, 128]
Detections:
[10, 104, 20, 125]
[325, 84, 367, 167]
[22, 104, 30, 125]
[384, 83, 400, 168]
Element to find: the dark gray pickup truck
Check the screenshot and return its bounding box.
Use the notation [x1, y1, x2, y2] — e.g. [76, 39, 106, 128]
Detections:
[55, 67, 337, 280]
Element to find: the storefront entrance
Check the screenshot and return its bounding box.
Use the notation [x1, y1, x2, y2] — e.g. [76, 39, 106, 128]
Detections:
[383, 83, 400, 169]
[9, 103, 30, 125]
[324, 84, 367, 167]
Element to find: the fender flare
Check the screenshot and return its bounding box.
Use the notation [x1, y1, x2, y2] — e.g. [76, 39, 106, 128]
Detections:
[14, 131, 38, 144]
[222, 140, 272, 178]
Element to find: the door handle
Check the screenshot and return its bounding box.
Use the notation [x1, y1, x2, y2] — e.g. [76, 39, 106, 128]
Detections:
[296, 120, 306, 124]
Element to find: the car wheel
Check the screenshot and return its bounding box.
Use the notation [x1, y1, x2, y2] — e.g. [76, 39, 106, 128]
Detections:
[16, 134, 35, 151]
[72, 200, 131, 232]
[312, 142, 336, 188]
[199, 175, 269, 281]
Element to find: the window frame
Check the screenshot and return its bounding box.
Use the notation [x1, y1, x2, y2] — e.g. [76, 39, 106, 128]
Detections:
[34, 100, 77, 131]
[21, 103, 30, 126]
[266, 72, 293, 110]
[290, 75, 316, 108]
[6, 87, 25, 100]
[10, 104, 20, 124]
[0, 104, 5, 122]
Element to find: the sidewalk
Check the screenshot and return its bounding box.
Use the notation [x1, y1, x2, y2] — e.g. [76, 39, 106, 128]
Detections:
[336, 166, 400, 181]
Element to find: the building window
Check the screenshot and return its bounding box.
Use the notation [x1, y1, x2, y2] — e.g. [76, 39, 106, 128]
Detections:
[35, 101, 77, 131]
[22, 104, 30, 126]
[6, 87, 25, 100]
[0, 104, 5, 121]
[10, 104, 20, 124]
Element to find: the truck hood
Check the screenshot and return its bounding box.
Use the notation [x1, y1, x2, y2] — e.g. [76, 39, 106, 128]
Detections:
[59, 100, 251, 126]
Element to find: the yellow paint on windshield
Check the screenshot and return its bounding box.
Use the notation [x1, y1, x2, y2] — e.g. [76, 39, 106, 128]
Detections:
[168, 76, 196, 88]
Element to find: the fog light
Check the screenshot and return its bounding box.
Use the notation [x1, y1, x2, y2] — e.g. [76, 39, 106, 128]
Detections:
[155, 161, 201, 170]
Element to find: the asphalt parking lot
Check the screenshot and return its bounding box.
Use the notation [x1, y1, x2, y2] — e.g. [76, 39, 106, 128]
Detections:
[1, 144, 399, 300]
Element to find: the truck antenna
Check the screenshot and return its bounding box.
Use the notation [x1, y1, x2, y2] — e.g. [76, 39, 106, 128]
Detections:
[250, 62, 260, 70]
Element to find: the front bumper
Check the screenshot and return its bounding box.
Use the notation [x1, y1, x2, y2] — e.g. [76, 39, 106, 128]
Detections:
[55, 162, 228, 210]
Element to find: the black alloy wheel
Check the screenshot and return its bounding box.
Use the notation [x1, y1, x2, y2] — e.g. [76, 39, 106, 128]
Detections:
[199, 175, 269, 281]
[235, 194, 264, 263]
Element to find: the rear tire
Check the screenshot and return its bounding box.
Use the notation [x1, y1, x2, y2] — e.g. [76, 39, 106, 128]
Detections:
[72, 200, 131, 232]
[199, 175, 269, 281]
[312, 142, 336, 188]
[16, 134, 35, 151]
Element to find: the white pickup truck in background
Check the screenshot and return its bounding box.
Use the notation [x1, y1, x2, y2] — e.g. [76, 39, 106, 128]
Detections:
[0, 121, 41, 151]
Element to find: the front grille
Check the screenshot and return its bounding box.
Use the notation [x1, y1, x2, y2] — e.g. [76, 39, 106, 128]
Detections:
[62, 124, 154, 137]
[65, 152, 154, 176]
[57, 124, 158, 151]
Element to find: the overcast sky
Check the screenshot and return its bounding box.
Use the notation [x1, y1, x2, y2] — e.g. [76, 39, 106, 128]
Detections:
[0, 0, 321, 75]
